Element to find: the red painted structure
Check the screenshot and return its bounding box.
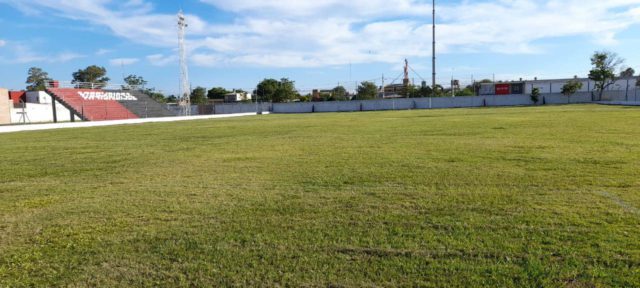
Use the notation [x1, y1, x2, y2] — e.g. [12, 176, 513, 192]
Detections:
[9, 91, 26, 105]
[46, 88, 138, 121]
[495, 84, 511, 95]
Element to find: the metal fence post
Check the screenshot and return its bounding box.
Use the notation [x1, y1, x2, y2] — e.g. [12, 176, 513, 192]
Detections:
[626, 79, 630, 101]
[52, 97, 58, 123]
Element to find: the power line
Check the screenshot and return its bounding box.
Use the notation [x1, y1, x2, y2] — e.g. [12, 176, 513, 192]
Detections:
[408, 64, 427, 82]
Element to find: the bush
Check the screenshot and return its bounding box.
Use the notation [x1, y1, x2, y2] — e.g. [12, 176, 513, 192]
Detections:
[531, 88, 540, 103]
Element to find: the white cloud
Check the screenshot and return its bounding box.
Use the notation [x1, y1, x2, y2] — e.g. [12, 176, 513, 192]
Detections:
[0, 0, 182, 46]
[186, 0, 640, 67]
[109, 58, 139, 66]
[4, 0, 640, 68]
[147, 54, 176, 66]
[0, 40, 6, 47]
[52, 52, 85, 62]
[0, 43, 84, 64]
[199, 0, 430, 18]
[95, 48, 113, 56]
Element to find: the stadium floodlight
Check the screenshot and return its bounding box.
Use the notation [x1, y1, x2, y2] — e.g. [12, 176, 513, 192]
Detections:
[432, 0, 436, 98]
[178, 10, 191, 116]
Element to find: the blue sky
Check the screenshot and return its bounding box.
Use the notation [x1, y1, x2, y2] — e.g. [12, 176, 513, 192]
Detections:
[1, 0, 640, 95]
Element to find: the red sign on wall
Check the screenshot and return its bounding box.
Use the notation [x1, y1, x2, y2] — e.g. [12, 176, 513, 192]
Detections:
[495, 84, 511, 95]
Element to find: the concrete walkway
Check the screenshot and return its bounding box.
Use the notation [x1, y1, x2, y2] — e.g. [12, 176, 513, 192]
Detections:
[0, 112, 266, 134]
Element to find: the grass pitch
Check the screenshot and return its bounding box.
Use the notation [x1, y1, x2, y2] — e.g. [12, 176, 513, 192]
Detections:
[1, 105, 639, 287]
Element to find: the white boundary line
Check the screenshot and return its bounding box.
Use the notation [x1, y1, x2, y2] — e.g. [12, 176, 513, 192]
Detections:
[0, 112, 268, 134]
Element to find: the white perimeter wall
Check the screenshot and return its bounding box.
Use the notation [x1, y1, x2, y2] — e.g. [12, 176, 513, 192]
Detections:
[11, 102, 77, 123]
[26, 91, 53, 104]
[10, 91, 79, 124]
[524, 78, 638, 94]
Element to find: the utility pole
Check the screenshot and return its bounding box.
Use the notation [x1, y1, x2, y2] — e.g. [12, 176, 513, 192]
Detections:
[451, 68, 455, 98]
[432, 0, 436, 98]
[382, 74, 385, 98]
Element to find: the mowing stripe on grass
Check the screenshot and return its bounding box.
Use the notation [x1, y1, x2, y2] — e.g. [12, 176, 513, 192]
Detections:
[595, 191, 640, 217]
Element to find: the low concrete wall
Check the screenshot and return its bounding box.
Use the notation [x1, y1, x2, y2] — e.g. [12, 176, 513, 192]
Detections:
[542, 93, 592, 105]
[431, 97, 486, 108]
[0, 89, 11, 125]
[485, 95, 532, 106]
[362, 98, 417, 111]
[214, 102, 272, 114]
[273, 102, 314, 113]
[207, 89, 639, 115]
[270, 95, 538, 114]
[166, 105, 198, 116]
[601, 90, 636, 102]
[314, 101, 362, 112]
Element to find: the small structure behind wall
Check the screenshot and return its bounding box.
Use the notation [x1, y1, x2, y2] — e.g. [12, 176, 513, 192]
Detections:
[9, 90, 78, 124]
[0, 89, 10, 125]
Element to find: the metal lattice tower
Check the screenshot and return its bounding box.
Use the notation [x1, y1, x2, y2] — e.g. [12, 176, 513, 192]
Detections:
[178, 10, 191, 116]
[432, 0, 436, 97]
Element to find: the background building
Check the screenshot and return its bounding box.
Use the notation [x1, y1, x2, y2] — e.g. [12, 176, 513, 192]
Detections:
[224, 92, 252, 103]
[0, 89, 11, 125]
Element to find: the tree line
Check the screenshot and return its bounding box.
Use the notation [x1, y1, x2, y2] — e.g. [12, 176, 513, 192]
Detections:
[23, 53, 639, 105]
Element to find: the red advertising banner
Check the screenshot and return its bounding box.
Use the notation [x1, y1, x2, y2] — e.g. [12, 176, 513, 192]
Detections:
[495, 84, 511, 95]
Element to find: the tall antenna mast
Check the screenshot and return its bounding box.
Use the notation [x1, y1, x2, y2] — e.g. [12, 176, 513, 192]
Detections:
[432, 0, 436, 97]
[178, 9, 191, 116]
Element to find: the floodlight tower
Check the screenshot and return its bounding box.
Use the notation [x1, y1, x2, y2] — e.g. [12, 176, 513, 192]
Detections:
[432, 0, 436, 97]
[178, 10, 191, 116]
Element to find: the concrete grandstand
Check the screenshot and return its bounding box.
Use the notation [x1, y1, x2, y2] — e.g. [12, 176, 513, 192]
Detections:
[1, 81, 175, 124]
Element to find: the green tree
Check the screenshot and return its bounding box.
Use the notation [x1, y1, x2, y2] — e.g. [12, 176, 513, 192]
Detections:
[331, 86, 348, 101]
[274, 78, 297, 103]
[316, 91, 332, 101]
[25, 67, 52, 91]
[142, 88, 166, 103]
[620, 67, 635, 78]
[356, 81, 378, 100]
[255, 79, 279, 102]
[123, 75, 147, 88]
[207, 87, 229, 100]
[405, 85, 419, 98]
[455, 87, 475, 97]
[561, 80, 583, 103]
[72, 65, 110, 87]
[588, 51, 624, 100]
[298, 94, 310, 102]
[418, 85, 432, 97]
[166, 95, 178, 103]
[433, 84, 445, 97]
[255, 78, 298, 103]
[531, 88, 540, 103]
[190, 87, 207, 105]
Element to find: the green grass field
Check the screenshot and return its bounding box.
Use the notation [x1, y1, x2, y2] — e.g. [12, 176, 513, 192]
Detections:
[1, 105, 639, 287]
